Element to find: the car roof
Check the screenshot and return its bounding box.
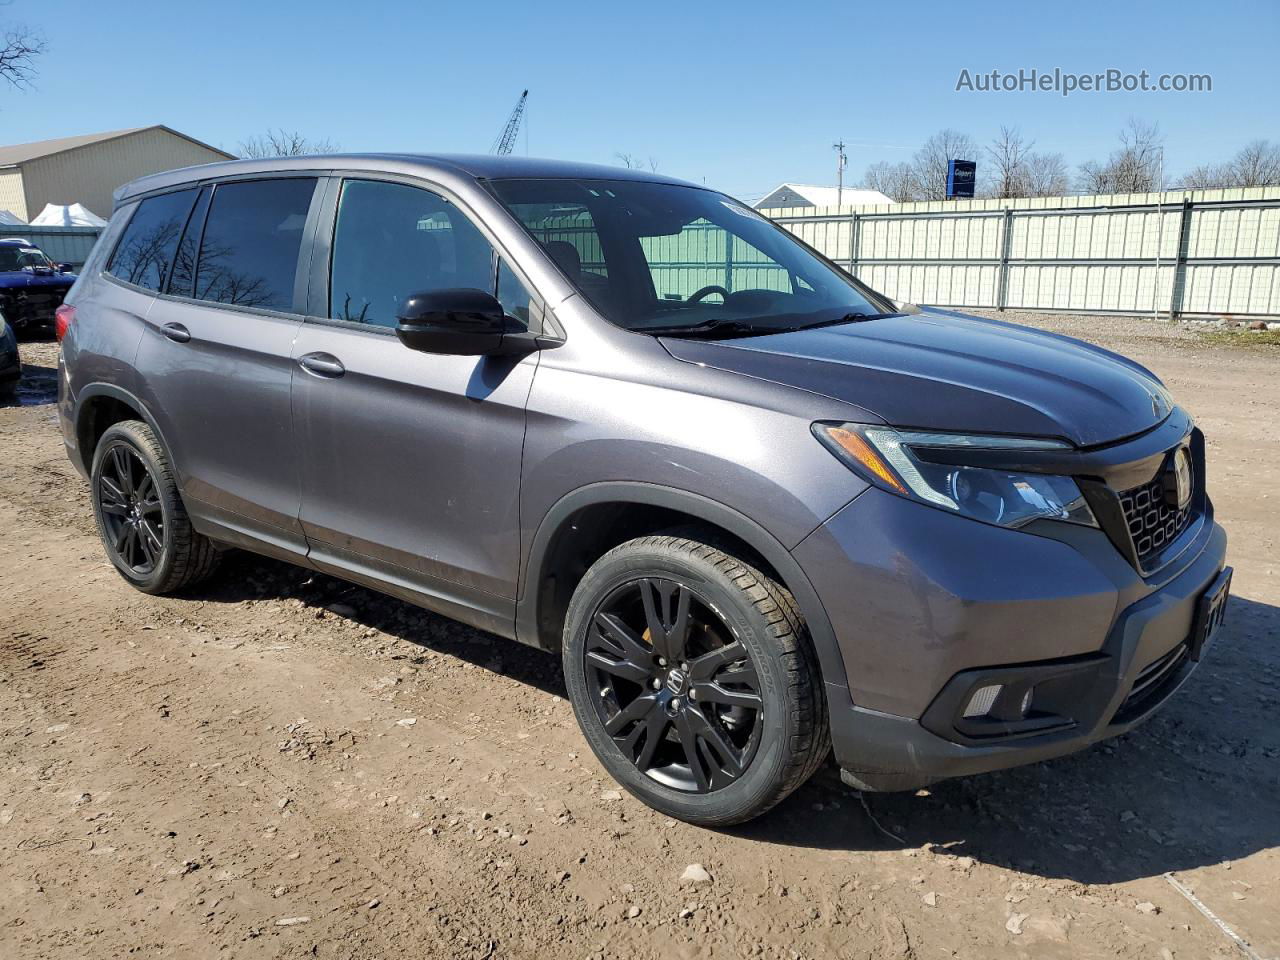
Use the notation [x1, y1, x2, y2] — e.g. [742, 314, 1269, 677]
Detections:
[0, 238, 38, 245]
[116, 153, 702, 206]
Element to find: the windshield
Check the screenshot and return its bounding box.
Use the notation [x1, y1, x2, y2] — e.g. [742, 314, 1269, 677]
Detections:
[487, 179, 891, 335]
[0, 243, 53, 272]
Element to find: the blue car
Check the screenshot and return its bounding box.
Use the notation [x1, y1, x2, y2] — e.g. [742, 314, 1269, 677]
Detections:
[0, 237, 77, 336]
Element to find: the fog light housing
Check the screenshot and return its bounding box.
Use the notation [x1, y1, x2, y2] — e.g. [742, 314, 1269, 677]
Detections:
[962, 684, 1002, 718]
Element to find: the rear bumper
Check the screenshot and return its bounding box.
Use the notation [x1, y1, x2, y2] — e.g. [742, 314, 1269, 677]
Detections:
[795, 487, 1229, 791]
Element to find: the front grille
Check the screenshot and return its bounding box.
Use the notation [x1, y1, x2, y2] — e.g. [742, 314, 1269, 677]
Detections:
[1118, 471, 1191, 564]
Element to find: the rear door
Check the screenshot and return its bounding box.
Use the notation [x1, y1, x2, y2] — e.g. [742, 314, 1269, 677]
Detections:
[134, 176, 321, 558]
[290, 177, 540, 631]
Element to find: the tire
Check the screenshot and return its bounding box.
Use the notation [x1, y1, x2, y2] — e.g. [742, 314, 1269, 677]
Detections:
[562, 534, 830, 826]
[90, 419, 219, 594]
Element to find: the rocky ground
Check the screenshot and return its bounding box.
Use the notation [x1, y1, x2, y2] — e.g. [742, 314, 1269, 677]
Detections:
[1, 314, 1277, 960]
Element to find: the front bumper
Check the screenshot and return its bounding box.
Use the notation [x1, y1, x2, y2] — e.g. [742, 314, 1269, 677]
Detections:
[794, 484, 1229, 792]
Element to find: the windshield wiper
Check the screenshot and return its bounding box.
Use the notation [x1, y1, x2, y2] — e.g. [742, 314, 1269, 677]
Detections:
[639, 318, 783, 339]
[793, 311, 898, 331]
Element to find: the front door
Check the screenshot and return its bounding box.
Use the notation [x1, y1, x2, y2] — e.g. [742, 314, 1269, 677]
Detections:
[291, 178, 539, 631]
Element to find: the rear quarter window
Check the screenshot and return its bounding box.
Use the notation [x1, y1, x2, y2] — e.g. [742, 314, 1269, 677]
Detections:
[106, 189, 199, 291]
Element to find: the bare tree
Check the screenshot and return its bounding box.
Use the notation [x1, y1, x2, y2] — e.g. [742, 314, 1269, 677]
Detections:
[237, 129, 340, 159]
[1076, 118, 1164, 194]
[614, 152, 659, 172]
[859, 160, 919, 202]
[911, 129, 978, 201]
[1229, 140, 1280, 186]
[1022, 151, 1069, 197]
[1178, 140, 1280, 189]
[986, 126, 1034, 199]
[0, 24, 46, 88]
[1179, 162, 1234, 190]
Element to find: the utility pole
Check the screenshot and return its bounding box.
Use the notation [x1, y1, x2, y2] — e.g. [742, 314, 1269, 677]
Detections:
[833, 141, 847, 207]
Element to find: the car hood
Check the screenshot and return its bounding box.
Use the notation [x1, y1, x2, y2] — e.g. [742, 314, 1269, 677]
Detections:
[660, 309, 1172, 447]
[0, 270, 76, 290]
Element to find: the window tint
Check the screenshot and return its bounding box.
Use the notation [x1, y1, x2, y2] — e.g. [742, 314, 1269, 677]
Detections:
[168, 187, 211, 299]
[329, 180, 496, 327]
[194, 178, 315, 312]
[107, 189, 198, 291]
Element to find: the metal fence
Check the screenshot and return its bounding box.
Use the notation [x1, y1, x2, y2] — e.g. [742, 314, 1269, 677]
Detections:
[0, 225, 102, 270]
[761, 187, 1280, 318]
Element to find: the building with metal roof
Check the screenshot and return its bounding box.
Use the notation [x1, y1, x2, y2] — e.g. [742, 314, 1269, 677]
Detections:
[0, 125, 233, 222]
[754, 182, 895, 210]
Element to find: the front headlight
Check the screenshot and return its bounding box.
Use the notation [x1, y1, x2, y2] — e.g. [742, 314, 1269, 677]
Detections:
[814, 422, 1097, 530]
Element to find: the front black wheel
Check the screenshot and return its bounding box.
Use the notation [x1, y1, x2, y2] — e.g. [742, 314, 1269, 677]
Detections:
[563, 535, 829, 826]
[90, 420, 219, 594]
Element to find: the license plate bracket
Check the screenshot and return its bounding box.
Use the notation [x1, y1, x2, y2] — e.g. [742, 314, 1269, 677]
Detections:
[1189, 566, 1232, 661]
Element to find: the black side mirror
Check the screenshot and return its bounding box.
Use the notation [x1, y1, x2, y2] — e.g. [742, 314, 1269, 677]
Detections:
[55, 263, 74, 274]
[395, 288, 533, 356]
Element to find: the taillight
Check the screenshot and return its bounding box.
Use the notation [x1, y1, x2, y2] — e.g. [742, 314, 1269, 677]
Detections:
[55, 304, 76, 342]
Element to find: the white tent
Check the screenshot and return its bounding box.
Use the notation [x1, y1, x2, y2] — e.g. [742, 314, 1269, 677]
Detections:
[29, 203, 108, 228]
[0, 209, 25, 226]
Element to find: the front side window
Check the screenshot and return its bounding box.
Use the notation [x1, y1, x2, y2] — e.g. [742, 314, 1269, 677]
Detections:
[489, 178, 889, 336]
[194, 178, 315, 312]
[329, 179, 500, 328]
[107, 188, 198, 291]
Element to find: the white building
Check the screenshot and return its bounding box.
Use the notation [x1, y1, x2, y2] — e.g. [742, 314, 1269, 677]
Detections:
[755, 182, 894, 210]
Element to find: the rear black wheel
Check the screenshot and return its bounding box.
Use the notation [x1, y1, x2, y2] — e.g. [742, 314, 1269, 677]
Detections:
[91, 420, 219, 594]
[563, 534, 829, 826]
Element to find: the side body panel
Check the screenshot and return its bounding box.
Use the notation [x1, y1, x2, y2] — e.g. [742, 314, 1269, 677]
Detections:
[290, 321, 537, 609]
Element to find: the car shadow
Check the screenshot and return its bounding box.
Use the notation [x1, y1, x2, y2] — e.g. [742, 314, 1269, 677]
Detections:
[187, 551, 568, 698]
[186, 553, 1279, 885]
[2, 361, 58, 407]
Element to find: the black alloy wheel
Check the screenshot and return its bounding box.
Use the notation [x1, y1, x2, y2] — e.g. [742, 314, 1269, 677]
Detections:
[97, 442, 164, 575]
[89, 419, 220, 594]
[585, 576, 765, 792]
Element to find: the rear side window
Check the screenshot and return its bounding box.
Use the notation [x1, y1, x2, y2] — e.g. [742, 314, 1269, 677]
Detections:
[107, 189, 198, 291]
[194, 178, 315, 312]
[167, 187, 212, 299]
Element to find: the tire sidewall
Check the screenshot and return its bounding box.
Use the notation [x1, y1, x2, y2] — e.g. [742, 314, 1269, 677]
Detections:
[563, 543, 799, 824]
[90, 424, 177, 591]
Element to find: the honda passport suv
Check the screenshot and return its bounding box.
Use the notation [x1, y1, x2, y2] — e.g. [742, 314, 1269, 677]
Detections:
[57, 156, 1231, 826]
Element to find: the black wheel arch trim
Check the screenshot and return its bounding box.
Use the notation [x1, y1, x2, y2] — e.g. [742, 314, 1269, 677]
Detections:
[516, 481, 852, 698]
[72, 382, 172, 478]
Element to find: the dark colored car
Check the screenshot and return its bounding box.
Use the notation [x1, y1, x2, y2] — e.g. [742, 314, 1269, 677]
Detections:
[0, 237, 77, 336]
[56, 155, 1230, 825]
[0, 309, 19, 399]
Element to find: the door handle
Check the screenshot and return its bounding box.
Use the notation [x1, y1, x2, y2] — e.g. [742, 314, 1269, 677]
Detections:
[161, 322, 190, 343]
[298, 352, 346, 378]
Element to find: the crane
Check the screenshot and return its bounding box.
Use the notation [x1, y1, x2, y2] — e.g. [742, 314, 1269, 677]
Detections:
[490, 89, 528, 156]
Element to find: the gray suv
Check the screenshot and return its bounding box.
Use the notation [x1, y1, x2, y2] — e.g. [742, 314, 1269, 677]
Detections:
[57, 155, 1231, 825]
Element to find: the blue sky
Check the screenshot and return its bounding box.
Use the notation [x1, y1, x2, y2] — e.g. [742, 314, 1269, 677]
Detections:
[2, 0, 1275, 201]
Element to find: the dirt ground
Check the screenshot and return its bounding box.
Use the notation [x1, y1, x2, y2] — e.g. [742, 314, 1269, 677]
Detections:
[1, 313, 1277, 960]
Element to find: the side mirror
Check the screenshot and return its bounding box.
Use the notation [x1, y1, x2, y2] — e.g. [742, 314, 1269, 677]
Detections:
[395, 288, 518, 356]
[55, 263, 74, 274]
[891, 299, 922, 315]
